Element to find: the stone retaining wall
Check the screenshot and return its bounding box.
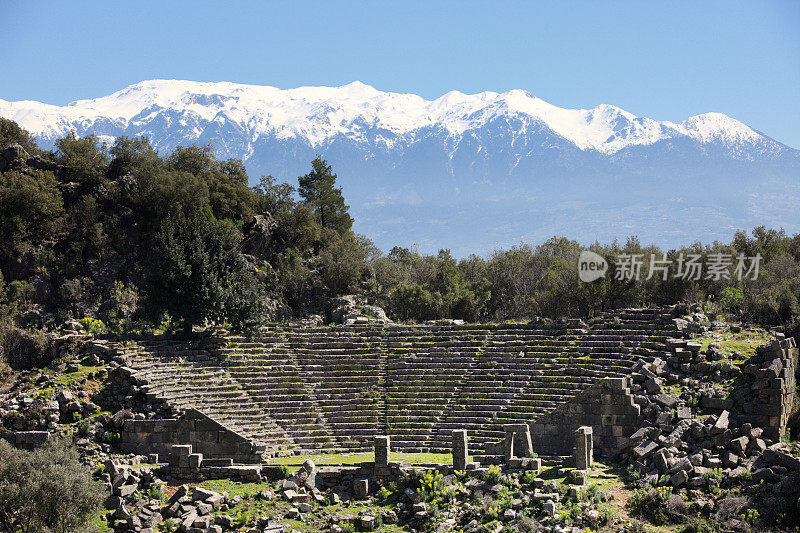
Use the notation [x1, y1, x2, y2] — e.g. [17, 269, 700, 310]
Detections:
[0, 430, 50, 450]
[120, 409, 261, 463]
[527, 377, 642, 456]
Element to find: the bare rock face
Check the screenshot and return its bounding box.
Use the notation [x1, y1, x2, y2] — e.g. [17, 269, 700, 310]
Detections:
[330, 295, 391, 325]
[242, 213, 278, 258]
[0, 143, 28, 172]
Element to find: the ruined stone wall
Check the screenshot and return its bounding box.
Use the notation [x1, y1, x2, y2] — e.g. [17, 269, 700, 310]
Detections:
[0, 430, 50, 450]
[120, 409, 261, 463]
[527, 377, 642, 457]
[734, 337, 797, 441]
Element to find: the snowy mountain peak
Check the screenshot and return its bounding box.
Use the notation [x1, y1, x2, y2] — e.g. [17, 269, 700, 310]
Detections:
[679, 112, 763, 145]
[0, 79, 775, 155]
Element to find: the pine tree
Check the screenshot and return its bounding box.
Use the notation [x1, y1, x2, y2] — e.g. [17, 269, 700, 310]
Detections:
[297, 157, 353, 234]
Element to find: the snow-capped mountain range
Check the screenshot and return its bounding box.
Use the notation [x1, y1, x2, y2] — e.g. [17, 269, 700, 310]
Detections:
[2, 80, 799, 254]
[0, 79, 779, 155]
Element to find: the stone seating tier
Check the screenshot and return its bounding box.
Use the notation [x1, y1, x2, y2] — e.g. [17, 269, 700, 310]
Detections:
[120, 308, 678, 458]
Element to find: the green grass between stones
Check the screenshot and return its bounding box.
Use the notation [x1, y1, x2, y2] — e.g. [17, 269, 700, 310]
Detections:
[267, 451, 454, 466]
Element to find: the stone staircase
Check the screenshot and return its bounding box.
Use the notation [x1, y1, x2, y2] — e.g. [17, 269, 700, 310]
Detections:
[118, 308, 679, 459]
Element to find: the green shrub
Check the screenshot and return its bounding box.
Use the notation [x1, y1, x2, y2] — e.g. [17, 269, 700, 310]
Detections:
[80, 317, 108, 335]
[390, 281, 439, 322]
[740, 508, 760, 525]
[681, 517, 722, 533]
[77, 420, 90, 436]
[628, 486, 672, 525]
[102, 431, 121, 445]
[704, 467, 724, 493]
[0, 358, 11, 385]
[144, 482, 166, 501]
[7, 280, 35, 306]
[376, 485, 391, 502]
[0, 437, 104, 533]
[1, 327, 52, 370]
[520, 470, 537, 485]
[157, 519, 179, 533]
[482, 464, 502, 484]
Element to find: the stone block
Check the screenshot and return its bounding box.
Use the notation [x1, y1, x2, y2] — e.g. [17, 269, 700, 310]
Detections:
[503, 431, 515, 462]
[170, 444, 192, 456]
[353, 478, 369, 499]
[670, 469, 688, 486]
[189, 453, 203, 468]
[503, 423, 533, 458]
[633, 440, 659, 459]
[604, 377, 627, 391]
[711, 410, 730, 435]
[193, 429, 223, 442]
[374, 436, 390, 469]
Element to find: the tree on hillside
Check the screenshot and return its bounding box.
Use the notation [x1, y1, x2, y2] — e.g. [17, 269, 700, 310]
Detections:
[256, 175, 296, 215]
[298, 157, 352, 234]
[107, 135, 162, 179]
[0, 118, 40, 154]
[56, 132, 109, 189]
[149, 209, 267, 335]
[319, 232, 372, 295]
[0, 170, 64, 279]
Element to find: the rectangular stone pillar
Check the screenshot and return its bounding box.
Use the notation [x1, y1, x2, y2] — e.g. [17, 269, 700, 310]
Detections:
[452, 430, 468, 471]
[374, 436, 390, 475]
[504, 431, 515, 462]
[574, 426, 593, 470]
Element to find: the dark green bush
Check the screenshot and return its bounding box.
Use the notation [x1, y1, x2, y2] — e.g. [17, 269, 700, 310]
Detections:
[0, 438, 104, 532]
[628, 487, 673, 525]
[0, 327, 51, 370]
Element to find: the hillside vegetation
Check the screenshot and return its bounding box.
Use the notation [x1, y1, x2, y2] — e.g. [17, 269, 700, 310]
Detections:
[2, 118, 800, 352]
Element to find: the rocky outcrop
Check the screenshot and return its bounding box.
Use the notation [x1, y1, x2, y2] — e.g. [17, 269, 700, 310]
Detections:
[0, 142, 57, 173]
[242, 213, 278, 258]
[329, 295, 391, 325]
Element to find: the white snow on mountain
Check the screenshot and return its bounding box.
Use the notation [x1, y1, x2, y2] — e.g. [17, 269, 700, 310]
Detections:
[0, 79, 798, 255]
[0, 79, 768, 154]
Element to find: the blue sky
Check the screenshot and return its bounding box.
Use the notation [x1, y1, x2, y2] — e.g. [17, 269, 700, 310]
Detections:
[1, 1, 799, 148]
